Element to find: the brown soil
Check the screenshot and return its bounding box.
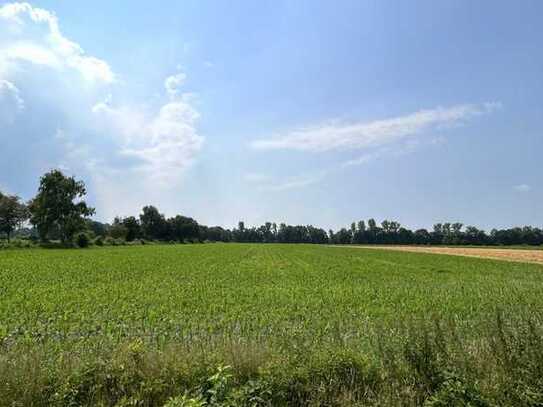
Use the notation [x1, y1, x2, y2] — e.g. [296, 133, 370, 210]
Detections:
[349, 245, 543, 265]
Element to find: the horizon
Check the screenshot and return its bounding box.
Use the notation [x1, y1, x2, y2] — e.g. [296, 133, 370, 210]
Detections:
[1, 1, 542, 231]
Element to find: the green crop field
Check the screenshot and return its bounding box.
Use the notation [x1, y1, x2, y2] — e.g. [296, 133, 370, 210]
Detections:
[1, 244, 543, 406]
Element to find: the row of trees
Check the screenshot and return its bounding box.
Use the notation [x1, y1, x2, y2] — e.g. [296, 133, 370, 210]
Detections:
[1, 170, 542, 246]
[327, 220, 543, 246]
[94, 208, 201, 243]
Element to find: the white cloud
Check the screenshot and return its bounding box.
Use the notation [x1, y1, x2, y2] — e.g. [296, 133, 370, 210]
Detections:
[164, 72, 187, 98]
[0, 79, 24, 123]
[0, 3, 204, 220]
[245, 172, 325, 192]
[0, 2, 114, 83]
[341, 136, 441, 168]
[514, 184, 531, 192]
[342, 151, 383, 167]
[92, 92, 204, 184]
[251, 102, 501, 152]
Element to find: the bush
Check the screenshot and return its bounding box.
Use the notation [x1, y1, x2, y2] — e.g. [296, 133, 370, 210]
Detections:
[10, 239, 34, 249]
[94, 236, 104, 246]
[76, 233, 91, 248]
[425, 374, 489, 406]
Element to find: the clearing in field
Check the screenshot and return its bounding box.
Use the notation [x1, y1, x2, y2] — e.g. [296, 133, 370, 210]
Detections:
[1, 244, 543, 406]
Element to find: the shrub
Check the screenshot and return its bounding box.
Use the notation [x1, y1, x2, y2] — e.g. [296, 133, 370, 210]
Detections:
[11, 239, 34, 248]
[94, 236, 104, 246]
[424, 374, 489, 406]
[76, 232, 91, 248]
[163, 394, 205, 407]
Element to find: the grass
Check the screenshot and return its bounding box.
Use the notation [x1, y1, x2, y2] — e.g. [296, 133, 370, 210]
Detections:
[1, 244, 543, 406]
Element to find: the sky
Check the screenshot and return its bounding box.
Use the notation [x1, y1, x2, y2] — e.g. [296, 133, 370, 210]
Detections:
[0, 1, 542, 231]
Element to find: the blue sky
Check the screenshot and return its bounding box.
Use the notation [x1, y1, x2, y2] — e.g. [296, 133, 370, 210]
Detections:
[0, 1, 541, 230]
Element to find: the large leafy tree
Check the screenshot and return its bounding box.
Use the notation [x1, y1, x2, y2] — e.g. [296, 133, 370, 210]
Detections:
[109, 217, 128, 240]
[122, 216, 141, 242]
[28, 170, 95, 243]
[168, 215, 199, 242]
[139, 206, 167, 240]
[0, 192, 29, 242]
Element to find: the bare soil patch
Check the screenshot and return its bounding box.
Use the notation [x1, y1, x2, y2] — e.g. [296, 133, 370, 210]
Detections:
[351, 245, 543, 265]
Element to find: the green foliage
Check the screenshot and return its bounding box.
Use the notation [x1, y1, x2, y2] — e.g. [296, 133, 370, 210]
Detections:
[168, 215, 199, 242]
[110, 217, 129, 240]
[76, 232, 91, 248]
[424, 374, 489, 407]
[0, 238, 35, 249]
[164, 394, 206, 407]
[140, 205, 168, 240]
[103, 236, 126, 246]
[28, 170, 95, 243]
[0, 193, 28, 242]
[122, 216, 141, 241]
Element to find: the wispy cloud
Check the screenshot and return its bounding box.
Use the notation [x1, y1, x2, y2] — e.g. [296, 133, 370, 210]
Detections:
[341, 135, 444, 168]
[514, 184, 531, 192]
[251, 102, 501, 153]
[0, 79, 24, 123]
[244, 172, 325, 192]
[342, 151, 383, 168]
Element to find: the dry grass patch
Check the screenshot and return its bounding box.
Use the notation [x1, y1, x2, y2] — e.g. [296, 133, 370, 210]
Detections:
[351, 245, 543, 265]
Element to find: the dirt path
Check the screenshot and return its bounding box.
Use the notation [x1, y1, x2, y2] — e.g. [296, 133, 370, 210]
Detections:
[348, 245, 543, 265]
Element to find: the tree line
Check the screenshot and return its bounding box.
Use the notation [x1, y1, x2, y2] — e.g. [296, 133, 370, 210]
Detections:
[1, 170, 542, 247]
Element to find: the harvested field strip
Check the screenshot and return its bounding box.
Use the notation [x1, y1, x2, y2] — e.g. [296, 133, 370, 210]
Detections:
[349, 245, 543, 264]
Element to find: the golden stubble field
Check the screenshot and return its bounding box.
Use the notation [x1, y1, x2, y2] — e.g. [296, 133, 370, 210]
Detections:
[352, 245, 543, 264]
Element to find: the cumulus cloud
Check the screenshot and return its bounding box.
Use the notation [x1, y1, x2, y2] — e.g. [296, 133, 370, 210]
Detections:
[92, 94, 203, 184]
[0, 79, 24, 123]
[92, 70, 203, 185]
[251, 102, 501, 152]
[0, 2, 114, 83]
[0, 3, 204, 219]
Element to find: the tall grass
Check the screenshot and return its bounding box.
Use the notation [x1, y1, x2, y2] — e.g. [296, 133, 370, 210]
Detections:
[1, 313, 542, 406]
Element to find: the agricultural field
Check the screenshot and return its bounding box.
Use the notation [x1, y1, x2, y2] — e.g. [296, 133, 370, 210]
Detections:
[1, 244, 543, 406]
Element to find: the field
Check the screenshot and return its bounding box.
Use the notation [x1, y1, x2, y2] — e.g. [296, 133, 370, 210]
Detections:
[350, 245, 543, 265]
[1, 244, 543, 406]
